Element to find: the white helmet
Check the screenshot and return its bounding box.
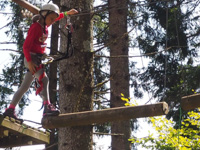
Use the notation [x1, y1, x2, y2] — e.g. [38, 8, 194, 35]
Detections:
[40, 3, 60, 17]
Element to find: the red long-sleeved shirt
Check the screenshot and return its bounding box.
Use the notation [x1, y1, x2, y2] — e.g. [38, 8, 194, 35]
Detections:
[23, 13, 64, 62]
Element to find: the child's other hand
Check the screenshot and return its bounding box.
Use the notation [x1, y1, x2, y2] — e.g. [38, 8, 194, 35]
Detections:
[28, 61, 38, 74]
[66, 9, 78, 15]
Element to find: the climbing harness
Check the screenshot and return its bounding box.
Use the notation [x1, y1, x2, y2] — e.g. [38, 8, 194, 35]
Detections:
[42, 17, 74, 65]
[32, 17, 74, 97]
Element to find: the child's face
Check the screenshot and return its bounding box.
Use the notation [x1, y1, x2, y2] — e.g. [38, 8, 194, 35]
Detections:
[45, 13, 58, 26]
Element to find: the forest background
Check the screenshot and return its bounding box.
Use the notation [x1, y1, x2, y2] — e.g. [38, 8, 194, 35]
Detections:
[1, 0, 200, 149]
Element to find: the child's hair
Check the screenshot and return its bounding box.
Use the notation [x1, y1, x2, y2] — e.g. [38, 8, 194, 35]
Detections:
[32, 14, 40, 23]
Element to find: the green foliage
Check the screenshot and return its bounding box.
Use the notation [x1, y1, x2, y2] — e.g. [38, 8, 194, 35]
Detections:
[0, 1, 32, 114]
[129, 109, 200, 149]
[129, 0, 200, 123]
[124, 98, 200, 149]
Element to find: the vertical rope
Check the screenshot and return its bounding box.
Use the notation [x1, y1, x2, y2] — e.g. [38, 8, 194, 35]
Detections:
[164, 2, 169, 95]
[173, 3, 183, 149]
[136, 27, 152, 104]
[178, 106, 182, 149]
[173, 2, 187, 97]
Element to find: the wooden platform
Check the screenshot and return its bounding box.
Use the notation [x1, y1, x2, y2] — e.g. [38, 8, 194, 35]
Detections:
[0, 114, 50, 148]
[181, 94, 200, 110]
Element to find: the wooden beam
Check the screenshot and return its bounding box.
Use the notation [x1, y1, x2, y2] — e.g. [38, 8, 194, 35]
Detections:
[42, 102, 169, 129]
[0, 115, 50, 148]
[0, 136, 36, 148]
[181, 94, 200, 110]
[12, 0, 40, 14]
[0, 128, 9, 138]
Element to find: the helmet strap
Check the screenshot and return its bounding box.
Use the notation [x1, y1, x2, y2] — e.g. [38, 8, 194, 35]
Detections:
[40, 10, 53, 34]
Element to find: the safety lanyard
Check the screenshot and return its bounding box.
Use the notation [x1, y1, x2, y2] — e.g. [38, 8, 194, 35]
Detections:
[42, 16, 74, 65]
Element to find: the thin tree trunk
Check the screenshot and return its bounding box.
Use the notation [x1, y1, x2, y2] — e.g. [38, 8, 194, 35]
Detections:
[58, 0, 94, 150]
[47, 1, 60, 149]
[108, 0, 131, 149]
[49, 20, 59, 105]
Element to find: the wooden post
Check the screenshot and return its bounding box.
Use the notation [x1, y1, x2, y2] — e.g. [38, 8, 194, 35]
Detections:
[181, 94, 200, 110]
[42, 102, 169, 129]
[12, 0, 40, 14]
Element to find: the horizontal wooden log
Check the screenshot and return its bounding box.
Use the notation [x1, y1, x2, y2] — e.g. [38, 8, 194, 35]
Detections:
[42, 102, 169, 129]
[181, 94, 200, 110]
[12, 0, 40, 14]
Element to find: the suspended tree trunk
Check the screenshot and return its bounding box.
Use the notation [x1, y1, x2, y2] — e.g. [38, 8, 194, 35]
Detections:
[58, 0, 94, 150]
[108, 0, 131, 149]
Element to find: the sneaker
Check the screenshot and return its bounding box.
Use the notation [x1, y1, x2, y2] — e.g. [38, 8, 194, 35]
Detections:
[3, 108, 23, 123]
[43, 104, 60, 116]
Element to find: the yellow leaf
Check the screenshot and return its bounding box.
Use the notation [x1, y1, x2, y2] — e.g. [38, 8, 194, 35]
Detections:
[125, 103, 130, 106]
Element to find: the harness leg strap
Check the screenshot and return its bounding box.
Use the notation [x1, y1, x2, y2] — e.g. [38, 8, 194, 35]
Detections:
[34, 64, 45, 95]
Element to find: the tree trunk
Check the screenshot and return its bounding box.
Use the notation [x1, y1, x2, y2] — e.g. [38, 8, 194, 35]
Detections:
[49, 18, 59, 105]
[108, 0, 131, 149]
[47, 1, 60, 149]
[58, 0, 94, 150]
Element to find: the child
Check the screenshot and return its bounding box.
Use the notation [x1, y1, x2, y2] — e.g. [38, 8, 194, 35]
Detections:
[3, 3, 78, 120]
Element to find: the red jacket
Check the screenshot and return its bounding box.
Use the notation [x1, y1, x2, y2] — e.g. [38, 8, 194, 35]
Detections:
[23, 13, 64, 62]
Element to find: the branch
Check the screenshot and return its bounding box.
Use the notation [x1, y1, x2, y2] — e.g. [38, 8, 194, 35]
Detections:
[93, 79, 111, 89]
[0, 12, 14, 15]
[0, 21, 13, 30]
[0, 49, 22, 53]
[94, 46, 188, 58]
[0, 42, 17, 44]
[93, 132, 124, 136]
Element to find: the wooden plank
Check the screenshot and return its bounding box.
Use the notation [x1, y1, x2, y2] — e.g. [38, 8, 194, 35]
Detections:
[181, 94, 200, 110]
[0, 128, 9, 138]
[12, 0, 40, 14]
[0, 115, 50, 148]
[0, 136, 35, 148]
[42, 102, 169, 129]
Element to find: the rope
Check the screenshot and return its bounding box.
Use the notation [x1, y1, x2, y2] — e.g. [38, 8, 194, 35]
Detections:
[178, 106, 182, 148]
[94, 24, 136, 54]
[20, 124, 28, 133]
[70, 0, 178, 18]
[23, 119, 42, 125]
[164, 2, 169, 94]
[173, 4, 184, 149]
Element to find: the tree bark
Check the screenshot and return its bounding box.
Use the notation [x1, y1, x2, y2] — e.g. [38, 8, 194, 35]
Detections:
[49, 0, 60, 105]
[108, 0, 131, 149]
[47, 1, 60, 150]
[58, 0, 94, 150]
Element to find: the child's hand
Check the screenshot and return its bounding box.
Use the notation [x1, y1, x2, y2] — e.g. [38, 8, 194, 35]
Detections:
[66, 9, 78, 15]
[28, 61, 38, 74]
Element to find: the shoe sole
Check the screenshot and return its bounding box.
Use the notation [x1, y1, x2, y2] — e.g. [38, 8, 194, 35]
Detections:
[3, 115, 23, 124]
